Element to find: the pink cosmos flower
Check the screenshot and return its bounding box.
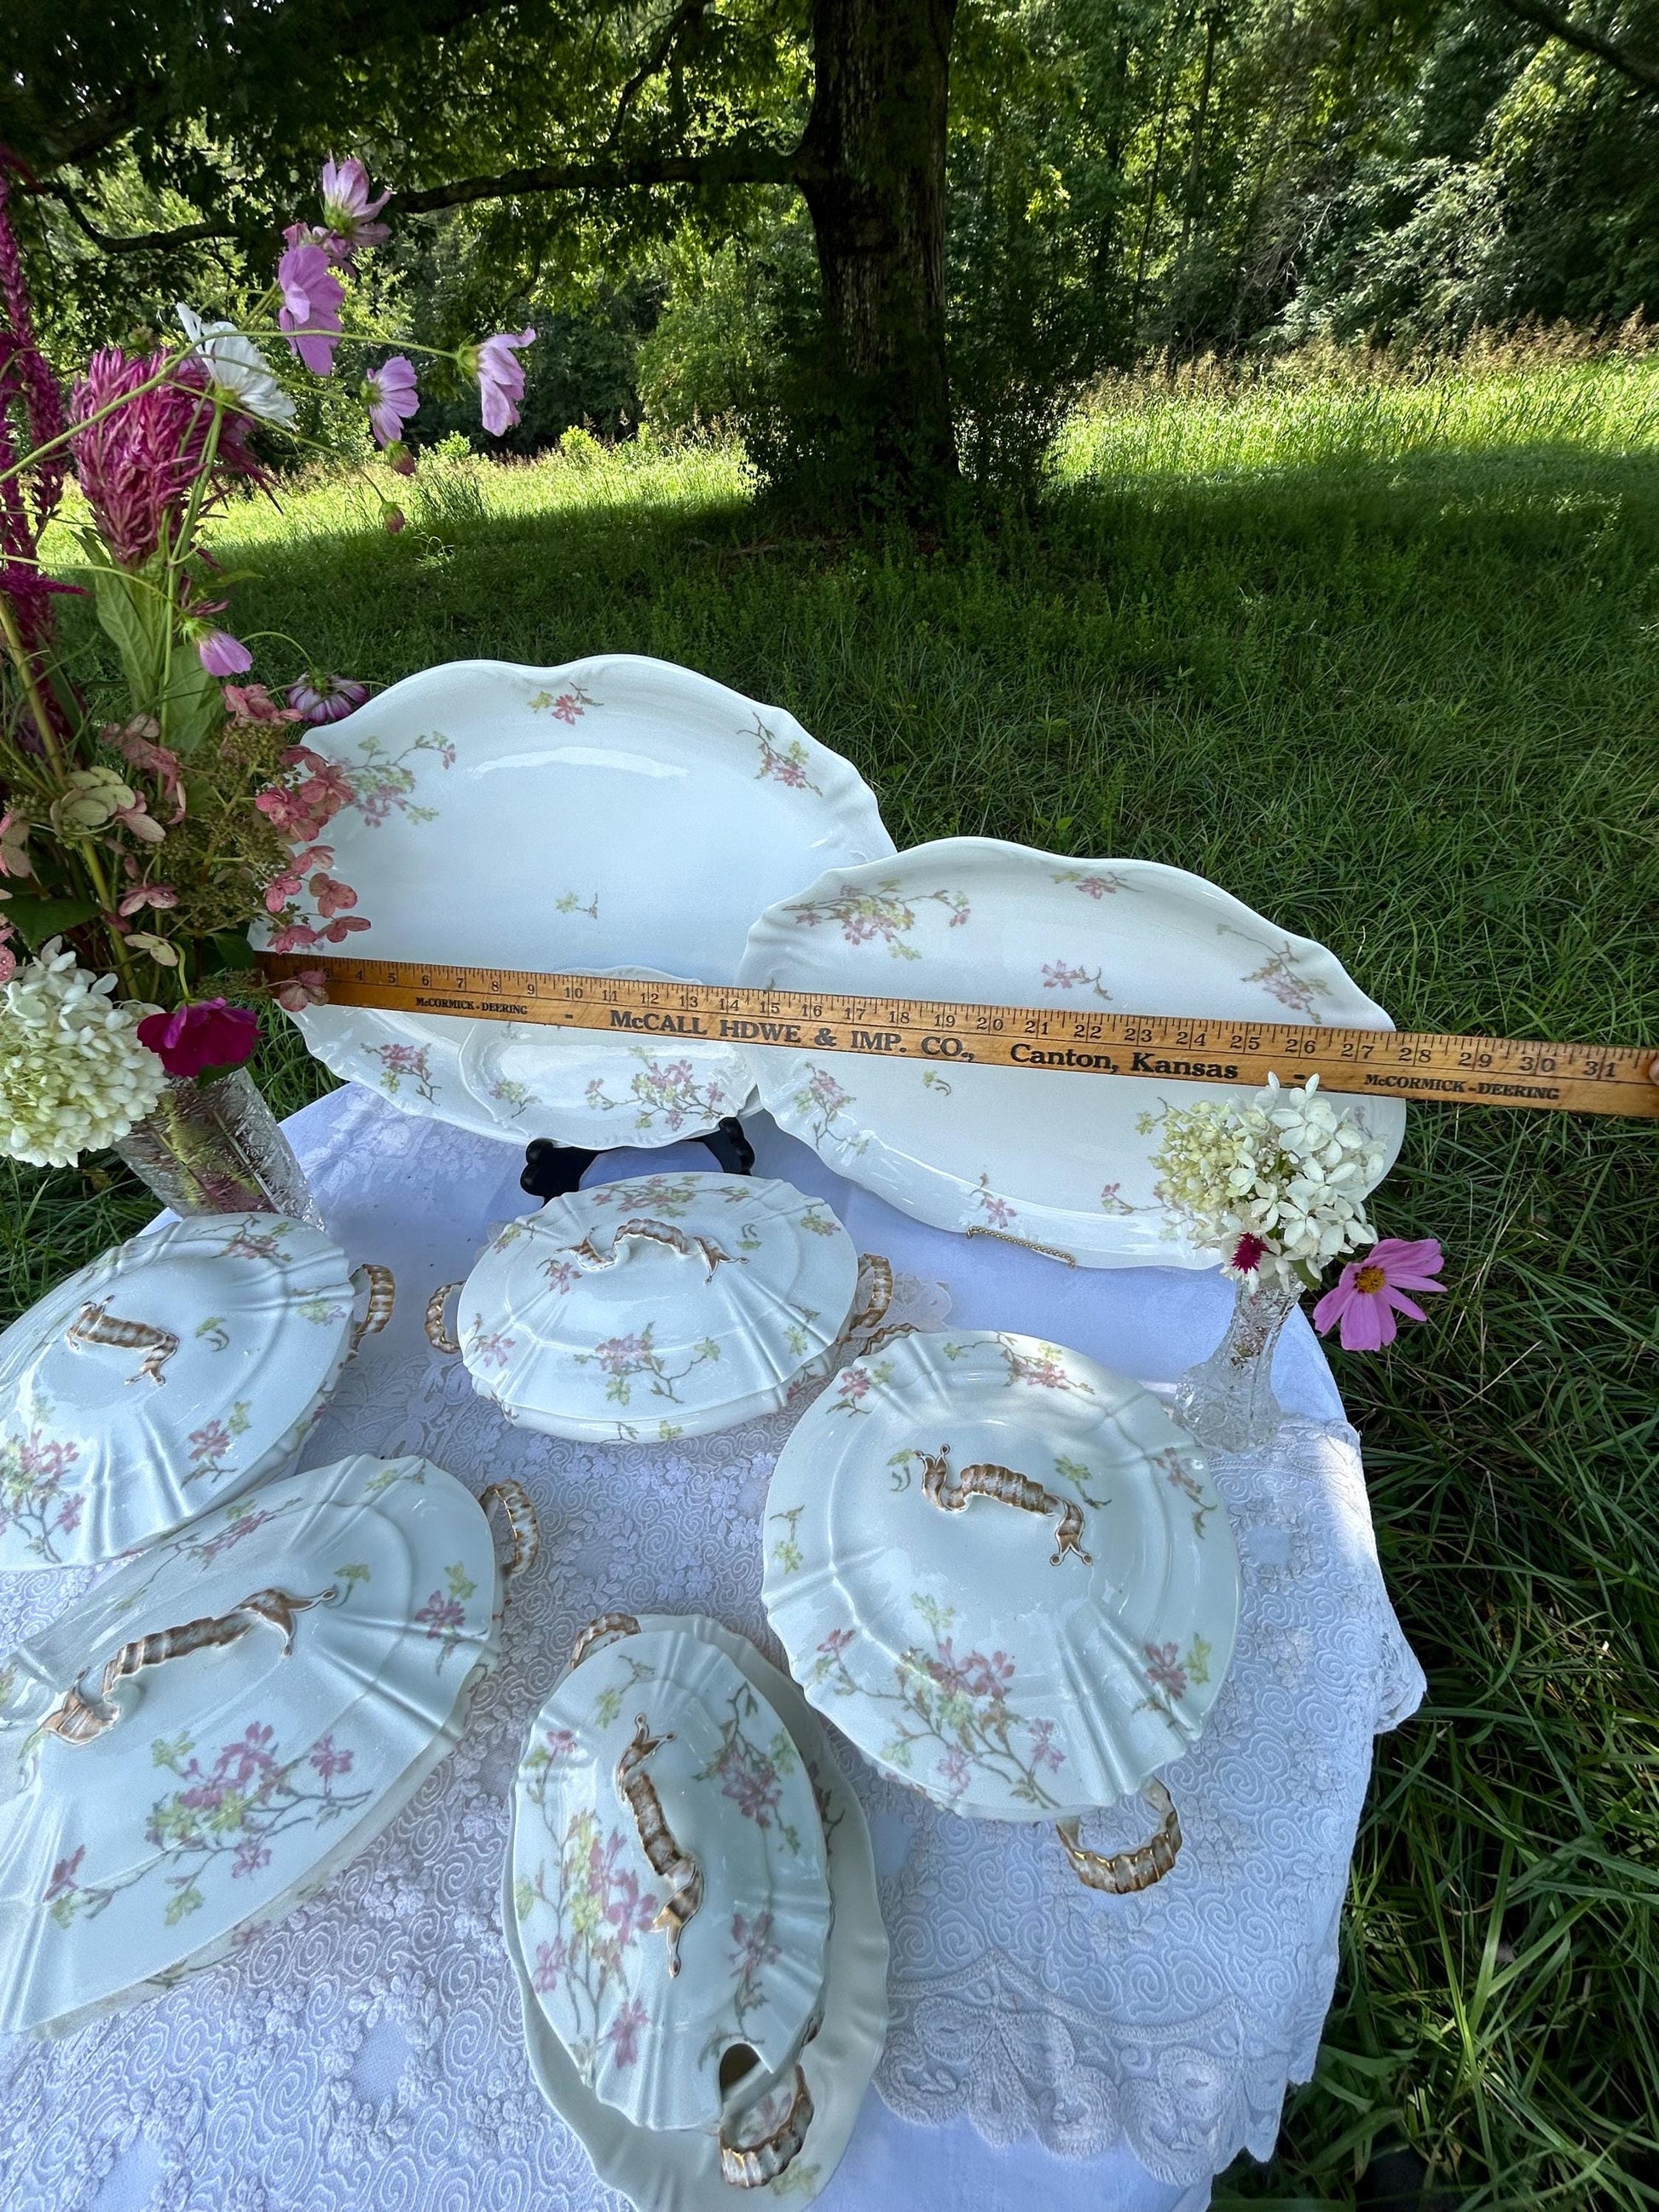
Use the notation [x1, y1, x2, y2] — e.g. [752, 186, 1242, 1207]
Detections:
[364, 355, 418, 447]
[1313, 1238, 1446, 1352]
[276, 238, 344, 374]
[318, 157, 390, 260]
[472, 328, 535, 435]
[198, 630, 252, 677]
[288, 675, 368, 724]
[137, 998, 261, 1079]
[274, 967, 329, 1011]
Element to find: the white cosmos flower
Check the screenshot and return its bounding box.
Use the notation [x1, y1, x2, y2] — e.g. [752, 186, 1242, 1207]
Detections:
[176, 304, 296, 424]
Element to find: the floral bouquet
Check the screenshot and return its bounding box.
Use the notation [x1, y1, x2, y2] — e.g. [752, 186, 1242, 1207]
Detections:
[1148, 1074, 1444, 1449]
[0, 149, 535, 1204]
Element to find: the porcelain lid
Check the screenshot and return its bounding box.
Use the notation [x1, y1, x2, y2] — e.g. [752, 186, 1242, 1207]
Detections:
[457, 1174, 859, 1441]
[0, 1453, 500, 2036]
[512, 1621, 832, 2133]
[0, 1214, 367, 1570]
[763, 1329, 1241, 1822]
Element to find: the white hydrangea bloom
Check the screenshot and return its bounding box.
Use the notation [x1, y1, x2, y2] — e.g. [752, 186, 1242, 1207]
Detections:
[1150, 1074, 1380, 1292]
[0, 941, 165, 1168]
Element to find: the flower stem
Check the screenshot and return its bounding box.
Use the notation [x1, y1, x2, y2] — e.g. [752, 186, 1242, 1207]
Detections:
[0, 589, 63, 768]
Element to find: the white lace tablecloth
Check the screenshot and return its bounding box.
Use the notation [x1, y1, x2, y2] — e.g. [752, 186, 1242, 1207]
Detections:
[0, 1087, 1425, 2212]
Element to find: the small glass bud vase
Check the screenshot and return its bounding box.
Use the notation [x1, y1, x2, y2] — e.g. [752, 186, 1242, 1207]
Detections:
[115, 1069, 324, 1229]
[1172, 1277, 1300, 1453]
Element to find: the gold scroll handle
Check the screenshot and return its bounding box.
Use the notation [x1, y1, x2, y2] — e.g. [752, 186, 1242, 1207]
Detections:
[1056, 1780, 1182, 1895]
[561, 1218, 734, 1279]
[37, 1585, 332, 1746]
[570, 1611, 642, 1671]
[347, 1262, 396, 1355]
[720, 2065, 815, 2189]
[844, 1253, 893, 1347]
[616, 1712, 704, 1977]
[65, 1301, 179, 1386]
[425, 1280, 464, 1355]
[920, 1442, 1091, 1566]
[479, 1480, 540, 1582]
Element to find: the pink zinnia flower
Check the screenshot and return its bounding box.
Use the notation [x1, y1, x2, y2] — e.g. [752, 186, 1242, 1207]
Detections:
[364, 356, 418, 447]
[318, 157, 390, 260]
[137, 998, 261, 1079]
[1313, 1237, 1446, 1352]
[288, 674, 368, 724]
[472, 328, 535, 435]
[198, 630, 252, 676]
[276, 238, 344, 375]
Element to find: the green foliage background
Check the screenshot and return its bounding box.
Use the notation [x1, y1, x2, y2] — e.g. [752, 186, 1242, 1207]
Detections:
[12, 0, 1659, 484]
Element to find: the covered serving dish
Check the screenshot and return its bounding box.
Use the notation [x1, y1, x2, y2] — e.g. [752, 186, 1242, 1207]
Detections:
[426, 1174, 881, 1443]
[763, 1329, 1242, 1894]
[0, 1452, 536, 2037]
[0, 1213, 395, 1571]
[507, 1612, 882, 2203]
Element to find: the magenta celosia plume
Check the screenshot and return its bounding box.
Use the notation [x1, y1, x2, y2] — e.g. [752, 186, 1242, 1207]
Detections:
[70, 350, 262, 569]
[0, 153, 75, 744]
[1312, 1237, 1446, 1351]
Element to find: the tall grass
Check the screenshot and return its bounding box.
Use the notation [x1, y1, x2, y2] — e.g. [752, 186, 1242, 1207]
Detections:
[7, 349, 1658, 2206]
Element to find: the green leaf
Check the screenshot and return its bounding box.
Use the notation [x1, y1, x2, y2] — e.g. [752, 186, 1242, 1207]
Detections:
[159, 648, 223, 757]
[3, 893, 101, 950]
[207, 930, 258, 973]
[90, 556, 168, 711]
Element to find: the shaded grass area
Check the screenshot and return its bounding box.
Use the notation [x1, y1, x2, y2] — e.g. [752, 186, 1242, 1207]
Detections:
[9, 361, 1659, 2206]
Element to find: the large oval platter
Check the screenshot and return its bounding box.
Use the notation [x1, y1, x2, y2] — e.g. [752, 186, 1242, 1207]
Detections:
[503, 1614, 888, 2212]
[0, 1453, 500, 2037]
[737, 838, 1406, 1267]
[0, 1214, 378, 1571]
[762, 1330, 1240, 1824]
[257, 656, 893, 1144]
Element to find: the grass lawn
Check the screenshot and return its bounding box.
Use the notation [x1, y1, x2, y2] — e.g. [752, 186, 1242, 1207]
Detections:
[7, 354, 1659, 2206]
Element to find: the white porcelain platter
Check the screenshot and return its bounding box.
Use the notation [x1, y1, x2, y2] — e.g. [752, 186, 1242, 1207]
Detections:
[0, 1453, 504, 2037]
[737, 838, 1407, 1267]
[504, 1613, 888, 2212]
[259, 655, 893, 1144]
[512, 1621, 830, 2137]
[763, 1330, 1240, 1824]
[439, 1174, 861, 1443]
[0, 1213, 391, 1571]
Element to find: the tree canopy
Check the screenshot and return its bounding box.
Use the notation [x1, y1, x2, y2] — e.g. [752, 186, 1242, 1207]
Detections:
[7, 0, 1659, 495]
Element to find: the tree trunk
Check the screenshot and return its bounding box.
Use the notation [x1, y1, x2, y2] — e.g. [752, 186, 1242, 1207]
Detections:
[797, 0, 958, 499]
